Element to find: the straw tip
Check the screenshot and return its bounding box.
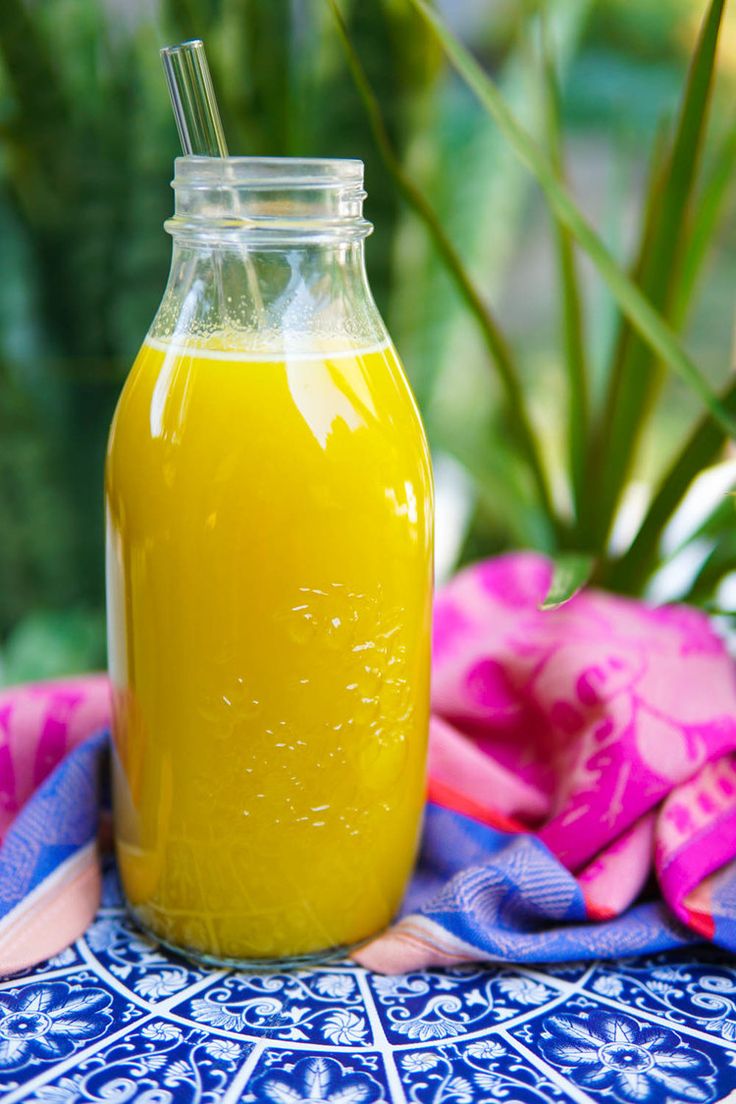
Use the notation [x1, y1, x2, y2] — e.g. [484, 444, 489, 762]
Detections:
[161, 39, 205, 58]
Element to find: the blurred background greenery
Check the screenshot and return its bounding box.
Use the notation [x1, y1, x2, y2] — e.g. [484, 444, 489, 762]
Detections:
[0, 0, 735, 683]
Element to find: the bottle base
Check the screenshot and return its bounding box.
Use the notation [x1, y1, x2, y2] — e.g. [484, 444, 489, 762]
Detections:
[126, 906, 372, 972]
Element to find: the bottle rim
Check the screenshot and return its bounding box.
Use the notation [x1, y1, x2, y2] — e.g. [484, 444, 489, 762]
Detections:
[168, 156, 371, 243]
[172, 156, 365, 190]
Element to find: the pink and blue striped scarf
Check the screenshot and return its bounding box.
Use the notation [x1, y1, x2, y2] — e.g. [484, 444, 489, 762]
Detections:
[2, 553, 735, 976]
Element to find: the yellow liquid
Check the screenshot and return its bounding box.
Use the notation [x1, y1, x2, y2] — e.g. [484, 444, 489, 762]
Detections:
[106, 337, 433, 963]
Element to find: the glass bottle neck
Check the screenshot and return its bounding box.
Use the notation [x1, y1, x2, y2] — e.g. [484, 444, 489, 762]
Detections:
[149, 235, 386, 354]
[165, 156, 372, 248]
[149, 157, 386, 355]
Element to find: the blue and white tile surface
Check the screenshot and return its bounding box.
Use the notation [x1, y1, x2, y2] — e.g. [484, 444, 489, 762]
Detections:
[2, 867, 736, 1102]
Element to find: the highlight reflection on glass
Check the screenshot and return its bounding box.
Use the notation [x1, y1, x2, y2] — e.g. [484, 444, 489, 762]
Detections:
[106, 338, 433, 963]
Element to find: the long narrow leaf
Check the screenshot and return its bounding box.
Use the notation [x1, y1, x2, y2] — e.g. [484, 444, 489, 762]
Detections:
[583, 0, 726, 548]
[436, 432, 557, 552]
[607, 377, 736, 593]
[673, 494, 736, 554]
[539, 552, 595, 611]
[577, 120, 670, 545]
[407, 0, 736, 447]
[397, 1, 592, 424]
[539, 15, 588, 526]
[674, 120, 736, 323]
[684, 529, 736, 605]
[326, 0, 559, 534]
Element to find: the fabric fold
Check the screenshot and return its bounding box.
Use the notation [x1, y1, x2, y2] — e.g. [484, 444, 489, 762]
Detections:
[2, 552, 736, 976]
[359, 552, 736, 970]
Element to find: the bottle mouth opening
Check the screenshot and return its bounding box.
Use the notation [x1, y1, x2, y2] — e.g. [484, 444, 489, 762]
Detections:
[168, 156, 371, 243]
[172, 155, 365, 190]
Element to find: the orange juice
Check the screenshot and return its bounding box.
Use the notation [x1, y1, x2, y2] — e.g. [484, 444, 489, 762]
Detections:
[106, 336, 433, 963]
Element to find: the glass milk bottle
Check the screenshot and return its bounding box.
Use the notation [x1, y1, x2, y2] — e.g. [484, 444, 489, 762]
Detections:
[105, 157, 434, 966]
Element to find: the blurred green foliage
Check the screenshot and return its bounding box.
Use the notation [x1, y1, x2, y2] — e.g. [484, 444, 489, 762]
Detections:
[0, 0, 735, 681]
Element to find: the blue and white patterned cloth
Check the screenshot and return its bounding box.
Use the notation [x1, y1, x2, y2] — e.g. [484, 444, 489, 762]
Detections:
[2, 857, 736, 1103]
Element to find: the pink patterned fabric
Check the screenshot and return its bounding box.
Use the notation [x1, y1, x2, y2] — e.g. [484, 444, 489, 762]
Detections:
[356, 552, 736, 969]
[0, 678, 109, 973]
[0, 676, 110, 846]
[2, 552, 736, 974]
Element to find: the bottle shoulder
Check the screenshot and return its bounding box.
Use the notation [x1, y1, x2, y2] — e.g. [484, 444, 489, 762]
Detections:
[108, 337, 430, 472]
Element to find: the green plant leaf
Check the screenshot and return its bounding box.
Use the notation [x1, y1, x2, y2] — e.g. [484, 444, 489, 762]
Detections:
[435, 429, 557, 553]
[326, 0, 559, 535]
[606, 377, 736, 593]
[394, 1, 592, 422]
[0, 0, 72, 224]
[407, 0, 736, 446]
[538, 13, 588, 525]
[674, 119, 736, 324]
[576, 120, 670, 544]
[683, 528, 736, 606]
[539, 553, 595, 610]
[583, 0, 726, 548]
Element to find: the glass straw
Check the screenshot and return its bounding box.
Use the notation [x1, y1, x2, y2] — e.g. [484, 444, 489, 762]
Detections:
[160, 40, 229, 158]
[160, 39, 265, 323]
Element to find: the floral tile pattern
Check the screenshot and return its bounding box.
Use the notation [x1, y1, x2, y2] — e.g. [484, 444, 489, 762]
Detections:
[83, 912, 204, 1005]
[583, 948, 736, 1043]
[244, 1049, 389, 1103]
[510, 994, 736, 1104]
[366, 966, 560, 1044]
[170, 969, 372, 1046]
[396, 1037, 574, 1103]
[20, 1020, 253, 1104]
[2, 873, 736, 1102]
[0, 969, 144, 1095]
